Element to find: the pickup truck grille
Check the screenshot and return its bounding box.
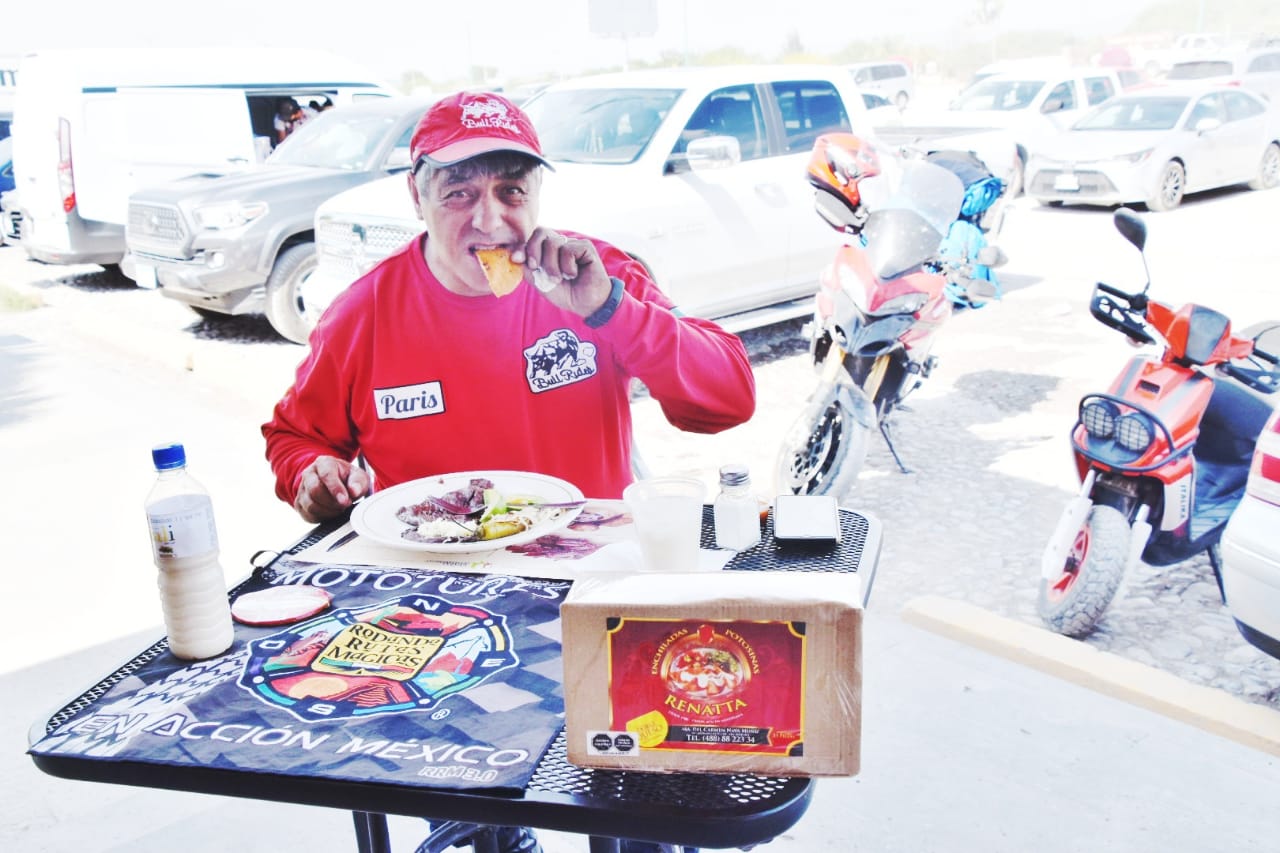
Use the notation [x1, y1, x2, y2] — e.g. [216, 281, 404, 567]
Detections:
[128, 203, 187, 255]
[316, 218, 418, 277]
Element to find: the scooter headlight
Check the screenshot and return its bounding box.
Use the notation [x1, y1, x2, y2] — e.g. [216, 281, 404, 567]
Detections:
[1081, 399, 1119, 438]
[1115, 412, 1154, 452]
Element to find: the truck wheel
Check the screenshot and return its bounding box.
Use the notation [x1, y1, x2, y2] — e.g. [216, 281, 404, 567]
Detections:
[1037, 504, 1129, 637]
[264, 243, 318, 345]
[1007, 151, 1025, 197]
[1247, 142, 1280, 191]
[1146, 161, 1185, 211]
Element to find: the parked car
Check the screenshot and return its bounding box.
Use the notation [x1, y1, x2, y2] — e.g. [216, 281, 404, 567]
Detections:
[919, 65, 1123, 193]
[1025, 83, 1280, 211]
[1221, 350, 1280, 662]
[0, 136, 13, 195]
[1131, 32, 1227, 78]
[11, 47, 394, 270]
[0, 188, 19, 246]
[304, 66, 885, 337]
[122, 95, 434, 343]
[849, 60, 914, 110]
[1166, 45, 1280, 104]
[861, 91, 902, 123]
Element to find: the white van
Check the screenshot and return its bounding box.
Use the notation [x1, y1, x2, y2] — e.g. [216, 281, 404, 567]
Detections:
[11, 47, 394, 267]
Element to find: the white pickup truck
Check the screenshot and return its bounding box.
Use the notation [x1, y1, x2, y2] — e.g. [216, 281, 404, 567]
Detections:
[302, 65, 1016, 340]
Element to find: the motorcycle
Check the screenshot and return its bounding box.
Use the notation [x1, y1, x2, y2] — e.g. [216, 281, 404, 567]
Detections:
[775, 134, 1005, 496]
[1038, 208, 1280, 637]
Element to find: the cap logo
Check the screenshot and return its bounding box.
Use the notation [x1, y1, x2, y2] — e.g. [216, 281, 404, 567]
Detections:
[459, 96, 519, 134]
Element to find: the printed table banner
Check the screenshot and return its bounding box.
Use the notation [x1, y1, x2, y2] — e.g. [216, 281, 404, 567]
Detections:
[30, 561, 573, 794]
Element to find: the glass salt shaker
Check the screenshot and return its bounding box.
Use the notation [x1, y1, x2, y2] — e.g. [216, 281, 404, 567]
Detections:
[714, 464, 761, 551]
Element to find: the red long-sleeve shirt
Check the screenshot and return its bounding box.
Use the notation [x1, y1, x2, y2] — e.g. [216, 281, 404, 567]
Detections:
[263, 233, 756, 504]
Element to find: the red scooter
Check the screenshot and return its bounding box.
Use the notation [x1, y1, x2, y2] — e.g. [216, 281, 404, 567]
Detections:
[775, 134, 1002, 496]
[1039, 209, 1280, 636]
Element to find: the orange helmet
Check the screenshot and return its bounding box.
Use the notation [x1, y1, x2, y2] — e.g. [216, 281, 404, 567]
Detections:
[806, 133, 881, 232]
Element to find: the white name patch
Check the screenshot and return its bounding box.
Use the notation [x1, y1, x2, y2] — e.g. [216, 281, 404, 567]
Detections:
[374, 381, 444, 420]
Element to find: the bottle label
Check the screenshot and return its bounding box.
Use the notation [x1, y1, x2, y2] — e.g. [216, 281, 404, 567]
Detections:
[148, 496, 219, 562]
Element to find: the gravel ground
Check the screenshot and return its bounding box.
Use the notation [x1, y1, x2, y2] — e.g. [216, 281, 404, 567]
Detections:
[4, 188, 1280, 713]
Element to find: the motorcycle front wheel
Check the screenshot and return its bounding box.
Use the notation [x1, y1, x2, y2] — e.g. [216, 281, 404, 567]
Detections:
[774, 385, 873, 497]
[1037, 504, 1130, 637]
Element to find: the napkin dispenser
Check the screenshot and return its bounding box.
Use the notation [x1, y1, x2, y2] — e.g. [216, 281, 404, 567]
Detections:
[561, 570, 863, 776]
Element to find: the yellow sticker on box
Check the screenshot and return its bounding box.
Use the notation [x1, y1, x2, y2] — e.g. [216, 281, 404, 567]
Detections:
[625, 710, 669, 748]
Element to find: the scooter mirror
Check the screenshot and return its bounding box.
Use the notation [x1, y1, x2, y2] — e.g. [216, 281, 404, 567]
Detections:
[1113, 208, 1146, 252]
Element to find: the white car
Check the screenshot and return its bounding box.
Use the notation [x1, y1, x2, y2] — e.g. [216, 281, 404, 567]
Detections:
[307, 65, 883, 334]
[1026, 83, 1280, 210]
[1221, 403, 1280, 662]
[921, 66, 1123, 193]
[1166, 45, 1280, 105]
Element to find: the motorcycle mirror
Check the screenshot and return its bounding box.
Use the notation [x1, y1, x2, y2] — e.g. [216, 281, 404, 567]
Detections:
[976, 245, 1008, 267]
[1113, 208, 1146, 252]
[967, 279, 1000, 301]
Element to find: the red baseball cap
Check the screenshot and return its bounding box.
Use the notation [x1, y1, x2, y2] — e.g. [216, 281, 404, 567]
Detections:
[410, 91, 553, 170]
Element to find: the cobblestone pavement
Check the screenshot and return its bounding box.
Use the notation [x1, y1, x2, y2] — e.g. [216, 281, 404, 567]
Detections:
[4, 188, 1280, 715]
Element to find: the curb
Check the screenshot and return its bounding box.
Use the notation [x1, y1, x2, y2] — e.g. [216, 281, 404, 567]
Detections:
[901, 594, 1280, 757]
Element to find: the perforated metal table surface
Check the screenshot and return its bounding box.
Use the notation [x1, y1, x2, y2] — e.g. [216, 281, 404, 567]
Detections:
[30, 507, 879, 853]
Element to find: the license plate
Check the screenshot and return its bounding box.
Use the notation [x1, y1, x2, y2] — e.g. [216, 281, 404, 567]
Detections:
[134, 262, 158, 289]
[1054, 173, 1080, 192]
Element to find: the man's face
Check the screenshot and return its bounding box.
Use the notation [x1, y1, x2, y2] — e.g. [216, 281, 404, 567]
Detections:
[414, 159, 542, 297]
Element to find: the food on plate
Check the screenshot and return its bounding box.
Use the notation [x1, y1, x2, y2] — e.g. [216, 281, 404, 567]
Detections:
[232, 585, 333, 626]
[475, 248, 523, 296]
[395, 477, 581, 544]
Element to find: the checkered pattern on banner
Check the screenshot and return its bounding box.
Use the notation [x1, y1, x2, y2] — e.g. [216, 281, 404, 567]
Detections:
[29, 560, 571, 795]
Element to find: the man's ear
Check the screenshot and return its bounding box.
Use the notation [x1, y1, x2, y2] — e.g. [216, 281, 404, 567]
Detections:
[406, 170, 420, 207]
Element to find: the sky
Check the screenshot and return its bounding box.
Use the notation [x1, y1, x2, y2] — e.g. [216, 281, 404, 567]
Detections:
[2, 0, 1160, 88]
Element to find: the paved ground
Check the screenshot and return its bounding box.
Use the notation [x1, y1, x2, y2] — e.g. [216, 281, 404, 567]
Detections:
[3, 188, 1280, 851]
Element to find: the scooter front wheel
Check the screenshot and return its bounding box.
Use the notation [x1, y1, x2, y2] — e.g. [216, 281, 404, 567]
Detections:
[1038, 504, 1129, 637]
[774, 384, 873, 497]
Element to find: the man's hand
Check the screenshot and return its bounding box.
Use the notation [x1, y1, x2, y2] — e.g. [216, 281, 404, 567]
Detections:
[293, 456, 372, 523]
[514, 227, 613, 317]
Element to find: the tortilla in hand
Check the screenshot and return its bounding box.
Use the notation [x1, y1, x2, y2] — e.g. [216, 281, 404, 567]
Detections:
[476, 248, 524, 296]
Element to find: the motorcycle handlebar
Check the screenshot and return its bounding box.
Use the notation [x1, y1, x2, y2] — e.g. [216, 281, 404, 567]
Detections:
[1091, 282, 1155, 345]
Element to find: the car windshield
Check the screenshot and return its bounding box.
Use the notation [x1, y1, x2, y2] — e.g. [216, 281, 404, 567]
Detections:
[1072, 96, 1189, 131]
[1167, 60, 1235, 80]
[268, 113, 400, 170]
[523, 87, 682, 164]
[951, 78, 1046, 111]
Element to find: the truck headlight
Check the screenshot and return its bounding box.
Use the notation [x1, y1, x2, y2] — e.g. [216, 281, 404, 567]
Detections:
[193, 201, 269, 231]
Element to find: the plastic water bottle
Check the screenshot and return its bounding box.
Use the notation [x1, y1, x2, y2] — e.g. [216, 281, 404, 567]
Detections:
[714, 464, 761, 551]
[144, 442, 234, 660]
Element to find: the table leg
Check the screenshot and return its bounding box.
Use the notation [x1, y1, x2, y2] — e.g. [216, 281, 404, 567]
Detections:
[352, 811, 392, 853]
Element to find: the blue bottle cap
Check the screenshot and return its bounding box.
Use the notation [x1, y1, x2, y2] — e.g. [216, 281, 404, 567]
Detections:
[151, 442, 187, 471]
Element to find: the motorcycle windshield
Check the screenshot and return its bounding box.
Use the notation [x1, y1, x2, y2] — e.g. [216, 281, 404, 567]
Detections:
[857, 158, 965, 279]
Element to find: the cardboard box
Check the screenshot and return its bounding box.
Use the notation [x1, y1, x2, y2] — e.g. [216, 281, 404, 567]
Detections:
[561, 570, 863, 776]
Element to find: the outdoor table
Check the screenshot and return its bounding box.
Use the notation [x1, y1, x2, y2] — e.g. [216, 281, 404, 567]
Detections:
[29, 502, 879, 853]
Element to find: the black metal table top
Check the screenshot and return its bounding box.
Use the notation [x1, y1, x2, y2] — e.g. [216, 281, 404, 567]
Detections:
[31, 507, 880, 850]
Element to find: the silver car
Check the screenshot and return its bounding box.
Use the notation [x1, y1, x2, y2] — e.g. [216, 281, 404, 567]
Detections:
[124, 96, 434, 343]
[1026, 83, 1280, 211]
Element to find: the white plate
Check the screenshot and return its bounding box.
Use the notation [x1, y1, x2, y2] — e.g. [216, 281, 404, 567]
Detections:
[350, 470, 585, 554]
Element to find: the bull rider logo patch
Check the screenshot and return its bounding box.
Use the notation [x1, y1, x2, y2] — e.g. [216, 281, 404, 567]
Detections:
[238, 594, 518, 722]
[524, 329, 598, 393]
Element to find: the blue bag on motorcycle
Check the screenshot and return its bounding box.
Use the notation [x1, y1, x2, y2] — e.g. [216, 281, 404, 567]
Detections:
[924, 150, 1004, 220]
[938, 220, 1002, 308]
